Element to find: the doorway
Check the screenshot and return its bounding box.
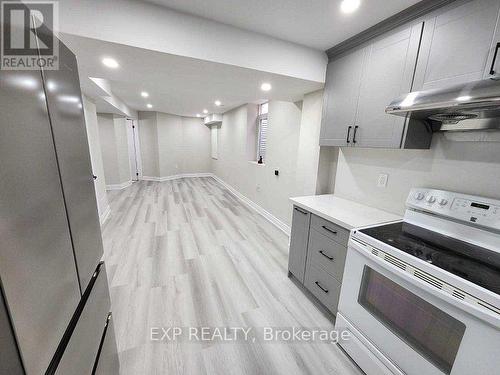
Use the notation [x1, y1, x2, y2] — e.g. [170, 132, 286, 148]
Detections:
[126, 119, 141, 181]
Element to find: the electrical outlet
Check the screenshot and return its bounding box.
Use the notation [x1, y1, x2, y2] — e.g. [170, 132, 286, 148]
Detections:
[256, 184, 261, 192]
[377, 173, 388, 188]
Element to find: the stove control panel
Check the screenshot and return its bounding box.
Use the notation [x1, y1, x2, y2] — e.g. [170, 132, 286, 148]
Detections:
[406, 188, 500, 231]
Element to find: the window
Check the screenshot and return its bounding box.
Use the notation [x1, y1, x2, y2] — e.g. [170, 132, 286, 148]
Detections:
[257, 102, 268, 162]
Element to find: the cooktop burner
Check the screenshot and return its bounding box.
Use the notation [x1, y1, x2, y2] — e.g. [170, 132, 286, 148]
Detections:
[360, 222, 500, 295]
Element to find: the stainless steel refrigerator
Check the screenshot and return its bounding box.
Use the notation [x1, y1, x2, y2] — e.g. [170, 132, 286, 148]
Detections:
[0, 10, 119, 375]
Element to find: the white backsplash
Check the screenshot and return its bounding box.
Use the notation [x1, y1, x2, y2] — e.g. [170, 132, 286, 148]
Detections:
[330, 133, 500, 215]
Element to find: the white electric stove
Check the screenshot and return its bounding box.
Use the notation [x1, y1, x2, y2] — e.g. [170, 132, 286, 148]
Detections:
[335, 188, 500, 375]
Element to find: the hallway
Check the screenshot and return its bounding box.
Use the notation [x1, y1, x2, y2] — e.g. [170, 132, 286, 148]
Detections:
[101, 177, 361, 374]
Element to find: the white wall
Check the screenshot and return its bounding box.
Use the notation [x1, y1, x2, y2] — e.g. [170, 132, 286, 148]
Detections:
[157, 112, 182, 177]
[138, 112, 211, 179]
[59, 0, 327, 83]
[97, 114, 132, 187]
[212, 101, 306, 227]
[113, 117, 132, 183]
[331, 134, 500, 215]
[294, 90, 324, 196]
[138, 112, 160, 178]
[82, 96, 110, 222]
[181, 117, 211, 174]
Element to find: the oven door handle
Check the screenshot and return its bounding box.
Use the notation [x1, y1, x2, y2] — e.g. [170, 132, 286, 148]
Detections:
[348, 238, 500, 328]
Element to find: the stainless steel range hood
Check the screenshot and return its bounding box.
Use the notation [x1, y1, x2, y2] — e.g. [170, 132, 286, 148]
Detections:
[386, 76, 500, 131]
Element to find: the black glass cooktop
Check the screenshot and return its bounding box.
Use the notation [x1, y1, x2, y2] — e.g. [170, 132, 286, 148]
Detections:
[360, 222, 500, 295]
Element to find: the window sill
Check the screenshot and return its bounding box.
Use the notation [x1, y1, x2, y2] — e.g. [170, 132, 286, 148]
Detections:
[249, 161, 266, 166]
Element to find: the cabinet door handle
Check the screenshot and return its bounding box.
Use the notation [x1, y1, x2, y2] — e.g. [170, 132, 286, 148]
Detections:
[294, 207, 308, 215]
[315, 281, 329, 294]
[353, 125, 359, 144]
[490, 42, 500, 75]
[322, 225, 337, 235]
[346, 126, 352, 143]
[319, 250, 334, 261]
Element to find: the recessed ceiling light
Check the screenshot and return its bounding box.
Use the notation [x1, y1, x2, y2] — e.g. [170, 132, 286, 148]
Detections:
[340, 0, 361, 13]
[456, 95, 472, 102]
[141, 91, 149, 98]
[196, 114, 201, 117]
[147, 104, 153, 108]
[214, 100, 222, 106]
[102, 57, 119, 68]
[203, 109, 208, 114]
[261, 83, 272, 91]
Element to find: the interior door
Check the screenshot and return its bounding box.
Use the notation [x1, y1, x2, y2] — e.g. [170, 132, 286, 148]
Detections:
[0, 67, 81, 375]
[320, 47, 366, 146]
[354, 23, 422, 148]
[413, 0, 500, 91]
[40, 38, 104, 292]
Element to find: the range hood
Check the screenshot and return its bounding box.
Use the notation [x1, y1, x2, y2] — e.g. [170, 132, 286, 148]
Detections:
[386, 76, 500, 131]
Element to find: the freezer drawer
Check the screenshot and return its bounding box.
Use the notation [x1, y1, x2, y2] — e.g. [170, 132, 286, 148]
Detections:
[93, 313, 120, 375]
[50, 263, 111, 375]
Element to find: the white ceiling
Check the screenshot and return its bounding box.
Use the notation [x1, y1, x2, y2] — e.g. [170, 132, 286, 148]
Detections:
[62, 34, 323, 117]
[140, 0, 422, 50]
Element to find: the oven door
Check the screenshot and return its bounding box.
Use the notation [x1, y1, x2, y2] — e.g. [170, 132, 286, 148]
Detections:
[337, 238, 500, 375]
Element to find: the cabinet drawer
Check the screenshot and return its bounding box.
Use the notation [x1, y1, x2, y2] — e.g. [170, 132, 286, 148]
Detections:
[304, 263, 342, 315]
[307, 229, 347, 283]
[311, 215, 349, 246]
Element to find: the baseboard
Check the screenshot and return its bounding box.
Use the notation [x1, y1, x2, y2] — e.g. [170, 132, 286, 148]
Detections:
[99, 205, 111, 225]
[141, 173, 212, 182]
[106, 180, 132, 190]
[211, 175, 291, 236]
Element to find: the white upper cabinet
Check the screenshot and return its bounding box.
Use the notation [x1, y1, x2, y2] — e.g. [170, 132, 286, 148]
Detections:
[320, 22, 427, 149]
[355, 23, 423, 148]
[413, 0, 500, 91]
[320, 47, 366, 147]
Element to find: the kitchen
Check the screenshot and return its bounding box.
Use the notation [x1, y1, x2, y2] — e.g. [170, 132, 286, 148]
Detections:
[1, 0, 499, 374]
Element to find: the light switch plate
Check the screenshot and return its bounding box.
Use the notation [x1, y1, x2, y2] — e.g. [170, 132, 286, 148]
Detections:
[377, 173, 388, 188]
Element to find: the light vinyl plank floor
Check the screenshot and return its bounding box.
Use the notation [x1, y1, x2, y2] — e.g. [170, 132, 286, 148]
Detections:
[101, 177, 362, 375]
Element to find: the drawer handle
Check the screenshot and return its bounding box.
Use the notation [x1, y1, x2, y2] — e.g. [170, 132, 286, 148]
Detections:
[321, 225, 337, 235]
[319, 250, 334, 261]
[294, 207, 308, 215]
[315, 281, 329, 294]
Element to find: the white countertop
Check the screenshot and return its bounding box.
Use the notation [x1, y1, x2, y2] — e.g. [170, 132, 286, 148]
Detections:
[290, 194, 401, 230]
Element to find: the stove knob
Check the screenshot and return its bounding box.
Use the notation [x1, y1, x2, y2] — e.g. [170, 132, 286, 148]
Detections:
[414, 192, 425, 200]
[439, 198, 448, 206]
[426, 196, 436, 204]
